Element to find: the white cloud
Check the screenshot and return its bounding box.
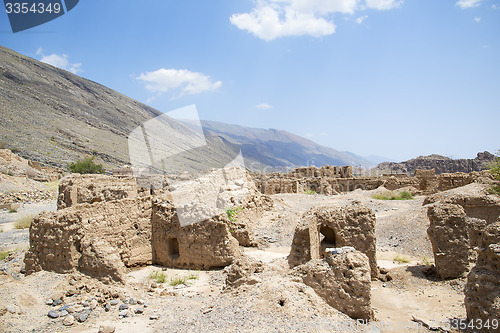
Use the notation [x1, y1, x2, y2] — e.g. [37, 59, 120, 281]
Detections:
[474, 16, 481, 22]
[230, 3, 336, 41]
[456, 0, 481, 9]
[137, 68, 222, 98]
[39, 51, 83, 74]
[492, 4, 499, 9]
[256, 102, 273, 109]
[230, 0, 403, 40]
[356, 15, 368, 24]
[365, 0, 403, 10]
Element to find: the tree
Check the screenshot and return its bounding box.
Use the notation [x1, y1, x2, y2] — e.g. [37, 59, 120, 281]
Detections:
[489, 151, 500, 195]
[68, 157, 105, 174]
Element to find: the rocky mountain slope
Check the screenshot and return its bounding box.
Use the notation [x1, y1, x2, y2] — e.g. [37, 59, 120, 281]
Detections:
[369, 151, 495, 175]
[0, 46, 372, 172]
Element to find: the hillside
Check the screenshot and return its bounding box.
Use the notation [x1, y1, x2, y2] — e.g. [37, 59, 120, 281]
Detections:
[369, 151, 495, 175]
[0, 46, 372, 172]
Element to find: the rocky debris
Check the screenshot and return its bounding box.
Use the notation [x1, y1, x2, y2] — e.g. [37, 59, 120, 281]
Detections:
[427, 204, 470, 279]
[288, 201, 378, 278]
[152, 200, 241, 269]
[57, 174, 138, 209]
[0, 149, 63, 182]
[465, 222, 500, 332]
[293, 250, 373, 321]
[62, 315, 75, 326]
[47, 310, 59, 318]
[24, 197, 152, 282]
[224, 256, 265, 288]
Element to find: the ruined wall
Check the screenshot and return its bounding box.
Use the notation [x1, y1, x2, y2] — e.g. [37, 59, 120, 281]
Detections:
[57, 174, 138, 209]
[151, 201, 241, 269]
[25, 197, 152, 283]
[288, 202, 378, 278]
[293, 251, 373, 320]
[465, 222, 500, 332]
[427, 204, 471, 279]
[425, 183, 500, 279]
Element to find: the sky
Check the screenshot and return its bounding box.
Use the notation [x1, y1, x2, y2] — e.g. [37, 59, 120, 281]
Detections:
[1, 0, 499, 162]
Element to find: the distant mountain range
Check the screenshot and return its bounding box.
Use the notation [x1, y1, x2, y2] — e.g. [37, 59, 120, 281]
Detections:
[0, 45, 373, 172]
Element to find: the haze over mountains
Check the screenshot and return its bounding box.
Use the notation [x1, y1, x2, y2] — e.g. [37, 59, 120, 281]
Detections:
[0, 45, 374, 171]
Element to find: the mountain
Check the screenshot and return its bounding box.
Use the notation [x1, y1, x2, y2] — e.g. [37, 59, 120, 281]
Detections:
[0, 45, 371, 172]
[369, 152, 495, 175]
[201, 121, 373, 171]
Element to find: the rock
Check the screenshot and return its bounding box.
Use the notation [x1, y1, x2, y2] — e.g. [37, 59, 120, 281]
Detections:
[119, 310, 128, 317]
[63, 315, 75, 326]
[76, 312, 89, 323]
[98, 323, 116, 333]
[150, 282, 158, 289]
[104, 303, 111, 312]
[90, 299, 98, 309]
[52, 299, 63, 306]
[110, 299, 119, 306]
[59, 310, 69, 317]
[224, 256, 265, 288]
[150, 314, 159, 320]
[45, 299, 53, 306]
[128, 298, 137, 305]
[119, 304, 128, 311]
[58, 305, 69, 312]
[134, 307, 144, 314]
[47, 310, 60, 318]
[5, 305, 16, 314]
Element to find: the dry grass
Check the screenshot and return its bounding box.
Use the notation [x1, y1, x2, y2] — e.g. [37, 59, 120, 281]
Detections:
[0, 250, 11, 261]
[149, 270, 167, 284]
[373, 191, 414, 201]
[394, 254, 410, 264]
[14, 215, 34, 229]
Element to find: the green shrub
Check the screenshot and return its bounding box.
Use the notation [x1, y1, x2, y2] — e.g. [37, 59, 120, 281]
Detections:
[0, 251, 11, 261]
[225, 207, 242, 222]
[8, 208, 17, 213]
[14, 215, 34, 229]
[304, 189, 317, 195]
[394, 254, 410, 264]
[68, 157, 105, 174]
[373, 191, 414, 201]
[149, 270, 167, 284]
[489, 151, 500, 196]
[169, 272, 198, 286]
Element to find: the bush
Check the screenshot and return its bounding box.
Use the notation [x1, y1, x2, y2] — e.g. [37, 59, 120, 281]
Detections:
[489, 151, 500, 196]
[149, 270, 167, 284]
[373, 191, 414, 201]
[68, 157, 105, 174]
[0, 251, 11, 261]
[225, 207, 242, 222]
[14, 215, 34, 229]
[394, 254, 410, 264]
[304, 189, 317, 195]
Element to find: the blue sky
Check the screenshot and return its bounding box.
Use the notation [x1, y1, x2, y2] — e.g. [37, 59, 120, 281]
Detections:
[1, 0, 499, 162]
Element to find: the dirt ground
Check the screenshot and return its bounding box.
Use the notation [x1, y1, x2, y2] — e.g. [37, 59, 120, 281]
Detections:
[0, 188, 468, 332]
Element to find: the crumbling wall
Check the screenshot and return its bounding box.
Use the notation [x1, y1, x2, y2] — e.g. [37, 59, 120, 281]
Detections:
[288, 202, 378, 278]
[427, 204, 470, 279]
[151, 201, 241, 269]
[465, 222, 500, 332]
[57, 174, 138, 209]
[293, 250, 373, 320]
[24, 197, 152, 283]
